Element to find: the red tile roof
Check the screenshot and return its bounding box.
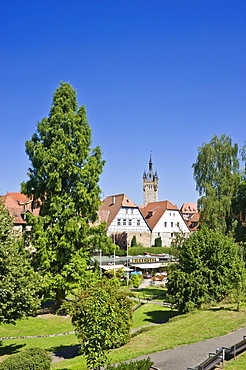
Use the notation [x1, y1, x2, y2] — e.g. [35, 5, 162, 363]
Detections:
[99, 194, 138, 227]
[1, 192, 40, 225]
[5, 192, 32, 205]
[140, 201, 179, 230]
[180, 202, 198, 213]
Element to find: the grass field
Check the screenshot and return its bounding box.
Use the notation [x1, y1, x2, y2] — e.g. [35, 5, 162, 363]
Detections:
[1, 301, 246, 369]
[131, 286, 167, 302]
[225, 353, 246, 369]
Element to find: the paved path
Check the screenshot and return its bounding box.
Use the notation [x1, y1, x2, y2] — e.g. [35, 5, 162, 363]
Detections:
[128, 326, 246, 370]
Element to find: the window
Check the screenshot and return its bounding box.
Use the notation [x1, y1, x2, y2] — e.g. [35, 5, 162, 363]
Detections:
[173, 213, 175, 217]
[171, 222, 173, 227]
[164, 222, 167, 227]
[123, 219, 126, 226]
[171, 233, 174, 237]
[169, 213, 171, 216]
[126, 208, 128, 214]
[129, 219, 132, 226]
[177, 222, 180, 227]
[158, 232, 160, 236]
[117, 219, 121, 226]
[137, 219, 140, 226]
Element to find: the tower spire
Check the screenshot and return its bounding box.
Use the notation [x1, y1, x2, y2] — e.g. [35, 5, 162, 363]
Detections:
[143, 153, 158, 205]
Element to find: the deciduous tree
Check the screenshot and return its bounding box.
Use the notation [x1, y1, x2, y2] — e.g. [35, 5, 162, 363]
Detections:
[22, 82, 113, 310]
[69, 279, 133, 369]
[192, 134, 241, 234]
[0, 198, 40, 323]
[167, 227, 244, 312]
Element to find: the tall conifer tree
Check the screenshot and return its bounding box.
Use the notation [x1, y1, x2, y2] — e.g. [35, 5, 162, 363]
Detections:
[22, 82, 112, 310]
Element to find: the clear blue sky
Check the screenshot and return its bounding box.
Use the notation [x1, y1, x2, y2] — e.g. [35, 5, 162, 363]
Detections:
[1, 0, 245, 207]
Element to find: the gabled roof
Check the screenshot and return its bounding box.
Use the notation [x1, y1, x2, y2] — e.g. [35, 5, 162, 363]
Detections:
[140, 201, 179, 230]
[1, 192, 40, 225]
[4, 192, 32, 205]
[99, 194, 138, 227]
[180, 202, 197, 213]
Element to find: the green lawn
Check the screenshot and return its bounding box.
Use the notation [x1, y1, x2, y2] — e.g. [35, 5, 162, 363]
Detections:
[1, 303, 246, 370]
[225, 353, 246, 369]
[132, 303, 177, 329]
[131, 286, 167, 302]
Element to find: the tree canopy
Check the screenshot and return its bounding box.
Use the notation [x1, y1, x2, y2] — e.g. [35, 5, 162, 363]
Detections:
[22, 82, 113, 310]
[0, 198, 40, 323]
[192, 134, 241, 234]
[167, 227, 244, 312]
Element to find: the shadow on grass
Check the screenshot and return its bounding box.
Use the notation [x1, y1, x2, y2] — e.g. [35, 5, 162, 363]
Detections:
[207, 306, 239, 312]
[50, 344, 80, 359]
[0, 343, 26, 356]
[142, 309, 178, 324]
[131, 326, 156, 338]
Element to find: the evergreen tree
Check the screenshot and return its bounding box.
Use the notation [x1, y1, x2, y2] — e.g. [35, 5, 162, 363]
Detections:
[22, 82, 113, 310]
[130, 235, 137, 247]
[0, 198, 39, 323]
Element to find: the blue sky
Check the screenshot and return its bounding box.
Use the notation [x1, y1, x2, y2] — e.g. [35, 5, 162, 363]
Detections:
[1, 0, 245, 207]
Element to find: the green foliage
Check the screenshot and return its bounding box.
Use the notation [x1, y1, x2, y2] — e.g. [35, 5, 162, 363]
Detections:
[129, 246, 171, 255]
[105, 357, 154, 370]
[0, 347, 51, 370]
[130, 274, 142, 288]
[154, 236, 162, 248]
[131, 235, 137, 247]
[167, 227, 245, 312]
[170, 230, 187, 258]
[22, 82, 113, 310]
[69, 278, 133, 369]
[232, 180, 246, 243]
[0, 199, 40, 324]
[192, 134, 241, 234]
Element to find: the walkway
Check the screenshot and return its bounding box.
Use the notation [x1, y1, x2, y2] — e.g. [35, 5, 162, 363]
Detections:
[129, 326, 246, 370]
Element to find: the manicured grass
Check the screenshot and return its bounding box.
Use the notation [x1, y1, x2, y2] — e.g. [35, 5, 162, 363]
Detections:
[225, 352, 246, 369]
[131, 286, 167, 301]
[52, 304, 246, 369]
[132, 303, 178, 329]
[1, 303, 246, 370]
[0, 314, 74, 338]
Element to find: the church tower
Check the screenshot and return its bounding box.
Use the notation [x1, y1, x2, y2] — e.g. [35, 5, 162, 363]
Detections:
[143, 155, 158, 205]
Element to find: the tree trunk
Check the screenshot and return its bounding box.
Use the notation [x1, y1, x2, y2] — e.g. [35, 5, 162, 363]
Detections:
[53, 289, 66, 313]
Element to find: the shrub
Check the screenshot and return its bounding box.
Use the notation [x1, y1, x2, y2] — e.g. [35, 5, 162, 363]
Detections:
[130, 274, 142, 288]
[0, 347, 52, 370]
[154, 237, 162, 248]
[128, 246, 171, 256]
[131, 235, 137, 247]
[105, 357, 154, 369]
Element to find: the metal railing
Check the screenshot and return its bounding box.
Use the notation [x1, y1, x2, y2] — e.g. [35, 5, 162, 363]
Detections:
[187, 335, 246, 370]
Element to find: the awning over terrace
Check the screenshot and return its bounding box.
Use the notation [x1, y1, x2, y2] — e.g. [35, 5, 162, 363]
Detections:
[100, 264, 132, 272]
